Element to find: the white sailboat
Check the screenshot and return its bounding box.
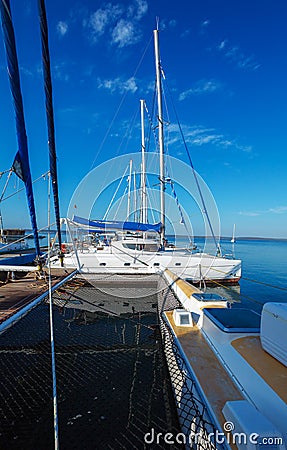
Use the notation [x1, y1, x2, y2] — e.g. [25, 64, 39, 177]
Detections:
[231, 223, 236, 243]
[51, 28, 242, 285]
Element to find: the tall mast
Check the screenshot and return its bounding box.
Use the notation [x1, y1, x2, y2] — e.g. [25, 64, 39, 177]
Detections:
[133, 170, 137, 221]
[140, 99, 147, 224]
[153, 28, 165, 247]
[127, 159, 132, 219]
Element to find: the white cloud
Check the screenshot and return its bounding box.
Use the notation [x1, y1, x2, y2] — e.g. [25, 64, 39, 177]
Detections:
[168, 19, 177, 28]
[199, 18, 210, 35]
[239, 206, 287, 217]
[87, 3, 123, 42]
[98, 76, 138, 94]
[127, 0, 148, 20]
[196, 135, 224, 145]
[218, 39, 227, 50]
[89, 9, 109, 35]
[87, 4, 123, 42]
[112, 19, 139, 47]
[166, 123, 253, 154]
[181, 29, 191, 38]
[268, 206, 287, 214]
[179, 79, 222, 100]
[53, 62, 70, 82]
[217, 39, 260, 71]
[202, 19, 210, 27]
[20, 65, 33, 77]
[57, 21, 68, 37]
[85, 0, 148, 47]
[239, 211, 261, 217]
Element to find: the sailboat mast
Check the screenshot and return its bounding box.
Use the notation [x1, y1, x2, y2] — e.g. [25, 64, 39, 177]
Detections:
[153, 28, 165, 246]
[140, 99, 147, 224]
[127, 159, 132, 219]
[133, 170, 137, 221]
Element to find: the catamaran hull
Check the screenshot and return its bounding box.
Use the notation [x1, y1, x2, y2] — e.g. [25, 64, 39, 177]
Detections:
[51, 251, 241, 284]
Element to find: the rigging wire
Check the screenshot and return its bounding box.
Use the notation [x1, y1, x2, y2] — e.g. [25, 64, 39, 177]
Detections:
[1, 171, 49, 203]
[103, 163, 129, 220]
[144, 100, 193, 240]
[241, 275, 287, 292]
[113, 184, 129, 220]
[47, 172, 60, 450]
[89, 34, 153, 172]
[0, 169, 13, 203]
[162, 74, 220, 253]
[0, 168, 12, 178]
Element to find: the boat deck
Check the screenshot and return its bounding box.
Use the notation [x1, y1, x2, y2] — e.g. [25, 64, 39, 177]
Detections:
[165, 310, 244, 432]
[0, 268, 75, 324]
[232, 336, 287, 403]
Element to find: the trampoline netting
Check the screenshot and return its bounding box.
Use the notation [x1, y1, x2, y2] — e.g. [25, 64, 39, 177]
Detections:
[0, 273, 221, 449]
[0, 274, 183, 449]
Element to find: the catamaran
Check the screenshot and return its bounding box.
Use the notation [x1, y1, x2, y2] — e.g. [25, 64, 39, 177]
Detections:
[50, 28, 242, 285]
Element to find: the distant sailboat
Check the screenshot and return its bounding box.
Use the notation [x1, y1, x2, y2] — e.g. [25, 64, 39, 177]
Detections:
[231, 224, 236, 243]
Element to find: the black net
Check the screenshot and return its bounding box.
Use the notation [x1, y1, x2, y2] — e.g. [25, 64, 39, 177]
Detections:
[158, 277, 220, 449]
[0, 273, 223, 449]
[0, 274, 183, 449]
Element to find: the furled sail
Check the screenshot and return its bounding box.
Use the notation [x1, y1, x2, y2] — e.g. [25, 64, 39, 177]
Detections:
[72, 215, 162, 233]
[0, 0, 40, 257]
[38, 0, 62, 249]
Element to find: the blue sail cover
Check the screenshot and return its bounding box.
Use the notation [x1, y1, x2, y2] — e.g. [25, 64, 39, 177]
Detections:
[38, 0, 62, 249]
[0, 0, 40, 257]
[73, 215, 162, 233]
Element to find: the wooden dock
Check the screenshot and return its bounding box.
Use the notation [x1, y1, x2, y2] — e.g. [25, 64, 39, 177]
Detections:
[0, 268, 75, 325]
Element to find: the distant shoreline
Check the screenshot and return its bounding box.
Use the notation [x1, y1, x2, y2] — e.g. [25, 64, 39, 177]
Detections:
[22, 229, 287, 242]
[168, 235, 287, 242]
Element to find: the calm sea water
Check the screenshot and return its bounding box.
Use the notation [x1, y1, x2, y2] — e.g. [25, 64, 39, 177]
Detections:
[172, 236, 287, 314]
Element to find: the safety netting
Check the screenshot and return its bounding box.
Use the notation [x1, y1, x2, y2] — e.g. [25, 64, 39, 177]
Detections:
[0, 273, 221, 449]
[0, 274, 183, 449]
[158, 278, 220, 449]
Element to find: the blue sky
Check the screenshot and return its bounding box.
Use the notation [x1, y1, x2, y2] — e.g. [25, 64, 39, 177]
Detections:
[0, 0, 287, 238]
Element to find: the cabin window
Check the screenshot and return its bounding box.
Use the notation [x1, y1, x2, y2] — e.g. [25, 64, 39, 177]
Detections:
[153, 262, 160, 266]
[124, 263, 131, 266]
[99, 262, 106, 266]
[175, 262, 181, 266]
[144, 244, 159, 252]
[123, 244, 137, 250]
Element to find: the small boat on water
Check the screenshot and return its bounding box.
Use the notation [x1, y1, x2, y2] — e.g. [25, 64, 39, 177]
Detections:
[50, 28, 242, 285]
[231, 224, 236, 244]
[0, 228, 27, 253]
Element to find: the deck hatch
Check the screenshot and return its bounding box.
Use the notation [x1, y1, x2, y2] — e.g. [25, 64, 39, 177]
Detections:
[204, 308, 260, 333]
[192, 293, 227, 302]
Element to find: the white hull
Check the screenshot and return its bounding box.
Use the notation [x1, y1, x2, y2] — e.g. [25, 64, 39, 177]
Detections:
[51, 247, 241, 283]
